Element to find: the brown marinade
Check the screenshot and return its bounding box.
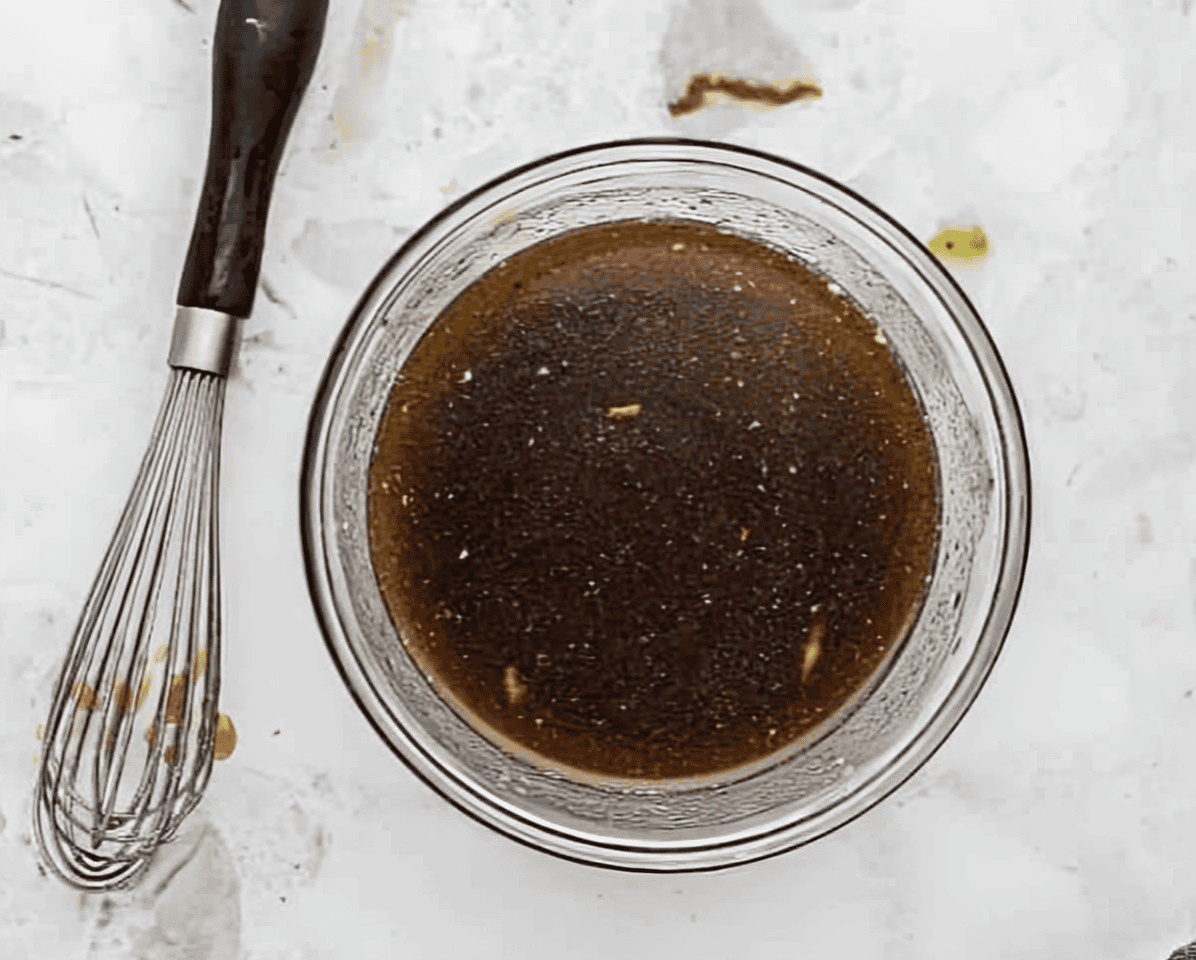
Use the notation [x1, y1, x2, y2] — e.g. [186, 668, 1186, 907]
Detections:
[367, 220, 939, 779]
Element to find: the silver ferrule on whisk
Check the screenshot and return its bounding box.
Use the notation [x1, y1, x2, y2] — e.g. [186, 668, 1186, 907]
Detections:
[168, 306, 242, 377]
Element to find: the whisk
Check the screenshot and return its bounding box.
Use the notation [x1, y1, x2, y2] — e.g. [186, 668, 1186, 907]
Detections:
[33, 0, 328, 891]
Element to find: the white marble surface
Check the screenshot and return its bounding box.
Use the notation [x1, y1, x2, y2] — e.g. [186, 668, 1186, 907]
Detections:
[3, 0, 1196, 957]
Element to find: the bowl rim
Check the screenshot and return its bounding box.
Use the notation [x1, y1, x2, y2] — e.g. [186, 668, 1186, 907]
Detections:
[299, 136, 1032, 872]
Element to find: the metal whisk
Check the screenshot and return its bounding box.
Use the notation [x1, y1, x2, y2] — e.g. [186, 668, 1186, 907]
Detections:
[34, 353, 229, 890]
[33, 0, 328, 891]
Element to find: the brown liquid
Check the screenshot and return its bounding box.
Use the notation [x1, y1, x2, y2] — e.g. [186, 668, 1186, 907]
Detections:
[368, 220, 939, 780]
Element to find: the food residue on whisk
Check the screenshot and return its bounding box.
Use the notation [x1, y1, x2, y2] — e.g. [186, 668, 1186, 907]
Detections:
[146, 713, 237, 762]
[213, 713, 237, 761]
[113, 675, 152, 714]
[72, 681, 100, 710]
[165, 675, 188, 723]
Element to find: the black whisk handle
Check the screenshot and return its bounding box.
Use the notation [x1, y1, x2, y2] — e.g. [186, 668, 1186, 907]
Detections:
[177, 0, 329, 319]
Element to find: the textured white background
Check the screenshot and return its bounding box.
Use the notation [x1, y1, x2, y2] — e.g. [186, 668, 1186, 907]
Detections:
[3, 0, 1195, 957]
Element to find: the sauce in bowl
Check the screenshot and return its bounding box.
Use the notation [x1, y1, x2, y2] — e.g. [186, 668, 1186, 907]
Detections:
[367, 219, 939, 779]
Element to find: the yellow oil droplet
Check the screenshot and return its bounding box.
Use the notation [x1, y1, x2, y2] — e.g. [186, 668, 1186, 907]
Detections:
[739, 526, 751, 543]
[928, 226, 989, 263]
[165, 675, 188, 724]
[605, 403, 642, 420]
[213, 714, 237, 761]
[136, 675, 152, 711]
[194, 648, 207, 677]
[489, 206, 517, 228]
[153, 644, 170, 663]
[72, 681, 100, 710]
[35, 723, 45, 741]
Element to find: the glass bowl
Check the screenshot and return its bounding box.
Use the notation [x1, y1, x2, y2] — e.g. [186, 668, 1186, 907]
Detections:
[300, 138, 1030, 871]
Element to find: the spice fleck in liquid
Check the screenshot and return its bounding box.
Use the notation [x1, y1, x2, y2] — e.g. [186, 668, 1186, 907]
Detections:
[368, 220, 939, 779]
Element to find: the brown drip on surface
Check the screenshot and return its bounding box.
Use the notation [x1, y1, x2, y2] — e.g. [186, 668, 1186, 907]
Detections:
[668, 73, 822, 117]
[367, 219, 939, 780]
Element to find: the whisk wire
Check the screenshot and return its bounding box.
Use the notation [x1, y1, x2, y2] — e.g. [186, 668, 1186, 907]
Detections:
[34, 368, 228, 890]
[43, 372, 188, 856]
[152, 372, 216, 826]
[40, 371, 185, 795]
[92, 369, 203, 844]
[187, 379, 225, 806]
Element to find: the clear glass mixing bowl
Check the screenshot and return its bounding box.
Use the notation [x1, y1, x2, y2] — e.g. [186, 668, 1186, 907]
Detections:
[300, 138, 1030, 871]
